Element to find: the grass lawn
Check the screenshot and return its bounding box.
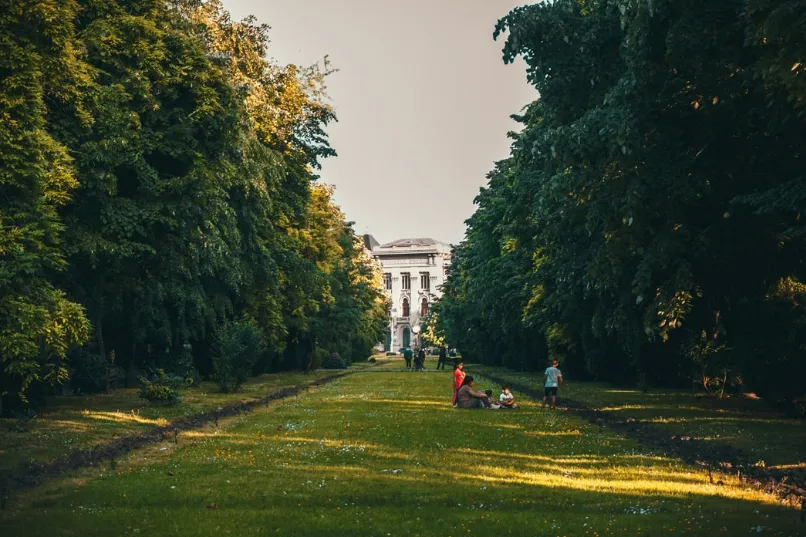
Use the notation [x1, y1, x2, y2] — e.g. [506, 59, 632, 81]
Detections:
[1, 363, 801, 537]
[469, 366, 806, 476]
[0, 362, 382, 475]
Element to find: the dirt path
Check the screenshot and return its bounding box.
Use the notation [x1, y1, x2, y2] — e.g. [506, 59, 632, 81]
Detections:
[1, 372, 350, 500]
[476, 370, 806, 510]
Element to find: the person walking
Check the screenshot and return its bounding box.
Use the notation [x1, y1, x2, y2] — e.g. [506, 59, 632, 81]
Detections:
[452, 361, 465, 406]
[542, 359, 564, 409]
[417, 347, 426, 370]
[437, 346, 447, 370]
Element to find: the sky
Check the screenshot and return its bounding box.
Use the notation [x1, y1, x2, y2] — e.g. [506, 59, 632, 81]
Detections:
[222, 0, 536, 246]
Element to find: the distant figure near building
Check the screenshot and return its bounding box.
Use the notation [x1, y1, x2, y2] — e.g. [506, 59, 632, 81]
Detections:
[402, 347, 413, 369]
[437, 346, 447, 370]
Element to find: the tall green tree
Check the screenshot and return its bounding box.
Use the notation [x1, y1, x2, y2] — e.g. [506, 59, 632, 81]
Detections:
[439, 0, 806, 409]
[0, 0, 91, 412]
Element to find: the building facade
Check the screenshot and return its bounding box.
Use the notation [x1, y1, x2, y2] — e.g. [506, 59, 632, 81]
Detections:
[364, 237, 451, 352]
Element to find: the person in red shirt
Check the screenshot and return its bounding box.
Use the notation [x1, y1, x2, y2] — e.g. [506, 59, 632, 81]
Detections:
[452, 361, 465, 406]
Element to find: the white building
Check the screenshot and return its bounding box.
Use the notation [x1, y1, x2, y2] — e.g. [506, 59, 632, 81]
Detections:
[364, 236, 451, 352]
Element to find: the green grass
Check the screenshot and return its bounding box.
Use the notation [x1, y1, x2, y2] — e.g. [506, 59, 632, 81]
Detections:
[1, 364, 801, 537]
[469, 367, 806, 475]
[0, 363, 380, 474]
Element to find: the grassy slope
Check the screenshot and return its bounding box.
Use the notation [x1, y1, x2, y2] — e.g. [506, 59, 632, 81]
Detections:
[1, 361, 800, 537]
[469, 366, 806, 473]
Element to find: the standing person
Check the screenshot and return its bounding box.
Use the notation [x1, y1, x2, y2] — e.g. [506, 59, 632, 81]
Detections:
[452, 362, 465, 406]
[437, 346, 447, 370]
[417, 347, 426, 370]
[542, 359, 564, 409]
[402, 347, 413, 369]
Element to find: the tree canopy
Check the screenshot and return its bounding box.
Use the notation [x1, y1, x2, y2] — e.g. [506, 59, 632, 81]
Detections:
[435, 0, 806, 412]
[0, 0, 386, 412]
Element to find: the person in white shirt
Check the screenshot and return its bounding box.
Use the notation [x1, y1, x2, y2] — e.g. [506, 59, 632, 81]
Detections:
[542, 360, 563, 409]
[498, 385, 518, 409]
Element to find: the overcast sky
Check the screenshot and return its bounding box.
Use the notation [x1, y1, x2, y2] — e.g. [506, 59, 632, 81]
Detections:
[222, 0, 536, 245]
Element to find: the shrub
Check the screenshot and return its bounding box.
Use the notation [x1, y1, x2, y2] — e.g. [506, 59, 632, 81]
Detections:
[322, 352, 347, 369]
[138, 369, 182, 405]
[368, 357, 377, 363]
[309, 347, 329, 371]
[213, 317, 265, 393]
[69, 352, 109, 394]
[170, 345, 201, 387]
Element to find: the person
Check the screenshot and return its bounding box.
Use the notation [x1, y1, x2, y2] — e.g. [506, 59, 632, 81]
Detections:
[456, 376, 493, 409]
[483, 389, 502, 409]
[452, 361, 465, 406]
[402, 347, 413, 369]
[417, 347, 426, 370]
[542, 359, 564, 409]
[413, 348, 423, 371]
[437, 346, 447, 370]
[499, 385, 518, 409]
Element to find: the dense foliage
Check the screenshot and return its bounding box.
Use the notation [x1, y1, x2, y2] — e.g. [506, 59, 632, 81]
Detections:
[436, 0, 806, 412]
[0, 0, 386, 412]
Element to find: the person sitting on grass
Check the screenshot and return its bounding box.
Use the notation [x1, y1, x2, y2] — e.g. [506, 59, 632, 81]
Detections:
[456, 376, 494, 409]
[498, 385, 518, 409]
[483, 389, 502, 409]
[542, 359, 563, 409]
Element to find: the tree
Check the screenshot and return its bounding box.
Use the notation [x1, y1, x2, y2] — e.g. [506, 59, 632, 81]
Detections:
[0, 0, 91, 412]
[439, 0, 806, 410]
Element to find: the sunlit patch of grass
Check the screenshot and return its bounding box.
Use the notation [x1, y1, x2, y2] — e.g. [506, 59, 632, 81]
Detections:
[0, 370, 342, 472]
[1, 368, 801, 537]
[473, 367, 806, 472]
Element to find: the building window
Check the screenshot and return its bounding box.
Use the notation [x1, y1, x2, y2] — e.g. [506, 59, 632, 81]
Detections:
[401, 272, 411, 290]
[421, 298, 428, 316]
[420, 272, 430, 290]
[383, 273, 392, 290]
[402, 298, 410, 317]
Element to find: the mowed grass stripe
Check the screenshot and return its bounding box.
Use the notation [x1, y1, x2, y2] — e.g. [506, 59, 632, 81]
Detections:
[1, 370, 799, 537]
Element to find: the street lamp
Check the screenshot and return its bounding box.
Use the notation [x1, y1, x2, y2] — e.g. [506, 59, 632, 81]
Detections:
[412, 324, 421, 348]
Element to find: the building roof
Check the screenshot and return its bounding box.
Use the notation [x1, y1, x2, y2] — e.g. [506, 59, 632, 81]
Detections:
[379, 238, 441, 248]
[373, 237, 451, 256]
[362, 234, 380, 250]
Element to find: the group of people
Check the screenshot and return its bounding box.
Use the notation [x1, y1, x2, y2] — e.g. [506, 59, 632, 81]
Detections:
[401, 346, 452, 370]
[451, 359, 564, 410]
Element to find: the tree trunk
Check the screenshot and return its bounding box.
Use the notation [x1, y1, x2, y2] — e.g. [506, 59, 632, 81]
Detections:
[97, 314, 109, 393]
[0, 356, 4, 417]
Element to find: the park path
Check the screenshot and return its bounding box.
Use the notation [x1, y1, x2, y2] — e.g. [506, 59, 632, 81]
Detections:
[2, 365, 799, 537]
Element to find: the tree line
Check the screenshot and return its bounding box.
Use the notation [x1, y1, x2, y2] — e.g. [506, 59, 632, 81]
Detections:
[0, 0, 387, 413]
[434, 0, 806, 413]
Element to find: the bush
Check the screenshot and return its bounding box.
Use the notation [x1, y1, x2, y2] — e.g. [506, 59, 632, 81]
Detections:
[69, 352, 109, 394]
[309, 347, 329, 370]
[138, 369, 182, 405]
[322, 352, 347, 369]
[368, 357, 376, 363]
[213, 317, 265, 393]
[170, 345, 201, 387]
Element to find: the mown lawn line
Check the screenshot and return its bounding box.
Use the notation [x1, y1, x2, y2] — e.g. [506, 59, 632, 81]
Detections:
[1, 371, 351, 496]
[472, 369, 806, 508]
